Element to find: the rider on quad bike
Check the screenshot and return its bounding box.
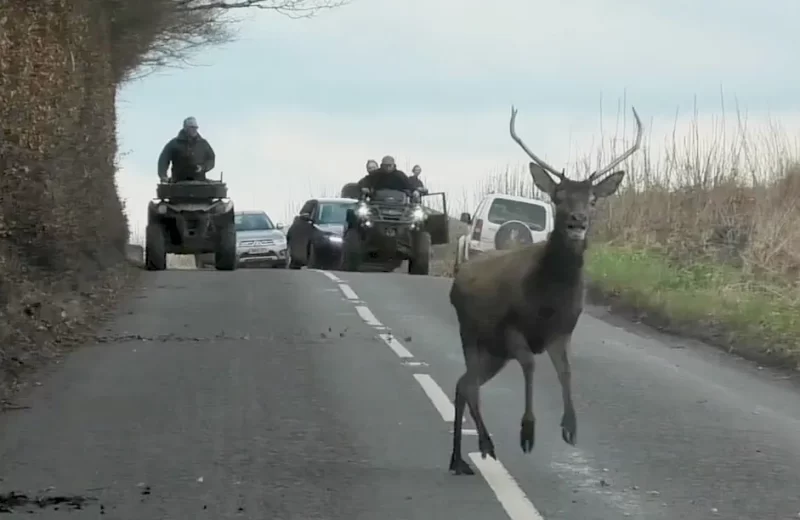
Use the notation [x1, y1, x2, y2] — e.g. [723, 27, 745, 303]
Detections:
[408, 164, 424, 191]
[357, 155, 415, 193]
[157, 116, 216, 182]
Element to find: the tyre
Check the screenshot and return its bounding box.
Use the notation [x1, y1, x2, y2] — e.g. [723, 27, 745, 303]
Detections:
[408, 231, 431, 275]
[341, 229, 362, 272]
[215, 222, 237, 271]
[145, 223, 167, 271]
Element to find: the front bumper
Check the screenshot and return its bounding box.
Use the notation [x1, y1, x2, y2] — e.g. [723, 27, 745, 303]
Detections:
[237, 245, 287, 266]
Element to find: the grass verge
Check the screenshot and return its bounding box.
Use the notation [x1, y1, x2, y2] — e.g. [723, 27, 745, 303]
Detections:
[585, 244, 800, 370]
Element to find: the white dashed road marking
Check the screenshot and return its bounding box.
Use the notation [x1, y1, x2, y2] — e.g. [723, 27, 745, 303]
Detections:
[469, 454, 545, 520]
[355, 305, 383, 327]
[317, 270, 544, 520]
[314, 269, 342, 282]
[379, 333, 414, 358]
[338, 284, 359, 300]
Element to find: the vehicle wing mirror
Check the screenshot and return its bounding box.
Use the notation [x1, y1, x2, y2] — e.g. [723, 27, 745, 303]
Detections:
[460, 212, 472, 224]
[275, 222, 285, 229]
[299, 213, 312, 222]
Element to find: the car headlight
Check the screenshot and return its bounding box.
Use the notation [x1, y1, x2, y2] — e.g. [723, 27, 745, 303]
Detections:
[356, 203, 370, 218]
[327, 235, 343, 244]
[412, 207, 425, 221]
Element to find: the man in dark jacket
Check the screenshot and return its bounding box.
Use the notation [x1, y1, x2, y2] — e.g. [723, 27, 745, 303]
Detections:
[157, 117, 216, 182]
[357, 155, 414, 192]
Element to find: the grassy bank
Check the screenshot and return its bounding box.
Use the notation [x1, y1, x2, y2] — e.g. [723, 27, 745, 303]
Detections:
[436, 104, 800, 370]
[586, 244, 800, 368]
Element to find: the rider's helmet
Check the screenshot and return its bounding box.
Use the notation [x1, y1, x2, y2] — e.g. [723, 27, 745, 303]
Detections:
[183, 116, 199, 139]
[411, 164, 421, 176]
[366, 159, 379, 173]
[380, 155, 396, 171]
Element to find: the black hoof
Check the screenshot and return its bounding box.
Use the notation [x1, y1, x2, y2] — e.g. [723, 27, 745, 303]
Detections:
[520, 418, 535, 453]
[478, 435, 496, 460]
[561, 409, 577, 446]
[449, 454, 475, 475]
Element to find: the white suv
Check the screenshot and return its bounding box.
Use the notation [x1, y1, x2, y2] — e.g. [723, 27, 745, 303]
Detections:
[455, 193, 554, 270]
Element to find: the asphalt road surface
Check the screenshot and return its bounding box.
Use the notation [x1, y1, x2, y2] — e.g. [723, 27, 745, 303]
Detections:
[1, 268, 799, 519]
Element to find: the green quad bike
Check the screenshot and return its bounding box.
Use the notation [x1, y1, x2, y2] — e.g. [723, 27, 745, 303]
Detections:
[339, 185, 449, 275]
[145, 179, 237, 271]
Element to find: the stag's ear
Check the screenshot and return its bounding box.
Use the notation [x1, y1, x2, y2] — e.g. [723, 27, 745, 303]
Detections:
[529, 162, 557, 195]
[592, 170, 625, 198]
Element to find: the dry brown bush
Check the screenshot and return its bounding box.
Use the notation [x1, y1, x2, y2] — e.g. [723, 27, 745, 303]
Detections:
[0, 0, 347, 398]
[587, 111, 800, 284]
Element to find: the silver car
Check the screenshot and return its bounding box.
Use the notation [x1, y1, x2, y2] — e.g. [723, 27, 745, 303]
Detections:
[234, 210, 287, 268]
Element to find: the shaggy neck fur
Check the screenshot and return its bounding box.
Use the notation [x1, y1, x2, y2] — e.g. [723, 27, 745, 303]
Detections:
[530, 216, 587, 286]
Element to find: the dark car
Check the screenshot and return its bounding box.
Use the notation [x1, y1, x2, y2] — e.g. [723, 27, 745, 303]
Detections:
[285, 197, 358, 270]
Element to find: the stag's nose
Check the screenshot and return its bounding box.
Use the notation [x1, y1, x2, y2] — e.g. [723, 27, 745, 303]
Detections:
[567, 213, 588, 228]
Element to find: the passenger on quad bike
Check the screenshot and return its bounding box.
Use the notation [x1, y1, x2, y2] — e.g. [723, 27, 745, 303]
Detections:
[408, 164, 424, 191]
[366, 159, 379, 173]
[157, 116, 216, 183]
[357, 155, 414, 193]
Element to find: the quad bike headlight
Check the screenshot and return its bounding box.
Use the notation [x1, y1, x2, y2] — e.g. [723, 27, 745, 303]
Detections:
[411, 206, 426, 221]
[356, 203, 370, 218]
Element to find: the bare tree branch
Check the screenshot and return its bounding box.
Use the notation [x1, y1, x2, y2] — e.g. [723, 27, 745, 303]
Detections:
[109, 0, 350, 83]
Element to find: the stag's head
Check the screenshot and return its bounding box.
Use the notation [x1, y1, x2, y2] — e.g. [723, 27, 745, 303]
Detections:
[509, 106, 643, 243]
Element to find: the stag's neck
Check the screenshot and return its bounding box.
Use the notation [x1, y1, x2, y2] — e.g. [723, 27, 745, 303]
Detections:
[532, 226, 586, 286]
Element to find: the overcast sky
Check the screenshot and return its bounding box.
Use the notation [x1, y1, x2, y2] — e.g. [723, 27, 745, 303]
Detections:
[116, 0, 800, 239]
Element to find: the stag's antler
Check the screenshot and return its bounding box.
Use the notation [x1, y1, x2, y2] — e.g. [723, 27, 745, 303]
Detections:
[509, 106, 564, 181]
[588, 107, 643, 182]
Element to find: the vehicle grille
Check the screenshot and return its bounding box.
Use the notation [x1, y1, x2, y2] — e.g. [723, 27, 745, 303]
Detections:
[371, 203, 412, 222]
[239, 239, 275, 246]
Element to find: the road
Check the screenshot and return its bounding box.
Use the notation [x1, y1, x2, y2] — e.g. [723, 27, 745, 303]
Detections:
[1, 268, 799, 519]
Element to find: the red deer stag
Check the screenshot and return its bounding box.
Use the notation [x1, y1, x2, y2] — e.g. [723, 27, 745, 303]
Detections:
[448, 105, 643, 475]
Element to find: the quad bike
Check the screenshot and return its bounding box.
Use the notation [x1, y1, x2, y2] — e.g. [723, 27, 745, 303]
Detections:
[339, 186, 449, 275]
[145, 179, 237, 271]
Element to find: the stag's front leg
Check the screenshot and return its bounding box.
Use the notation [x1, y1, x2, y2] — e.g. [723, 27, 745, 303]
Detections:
[547, 334, 576, 445]
[508, 328, 536, 453]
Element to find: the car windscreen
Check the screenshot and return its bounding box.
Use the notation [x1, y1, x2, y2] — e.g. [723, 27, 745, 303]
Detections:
[235, 213, 274, 231]
[317, 202, 356, 224]
[486, 198, 548, 231]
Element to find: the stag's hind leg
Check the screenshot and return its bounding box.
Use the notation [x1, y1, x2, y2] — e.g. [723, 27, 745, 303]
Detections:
[547, 334, 577, 445]
[450, 344, 507, 475]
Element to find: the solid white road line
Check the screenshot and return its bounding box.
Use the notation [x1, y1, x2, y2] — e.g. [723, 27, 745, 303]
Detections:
[412, 373, 459, 423]
[469, 453, 545, 520]
[338, 284, 359, 300]
[378, 333, 414, 358]
[355, 305, 383, 327]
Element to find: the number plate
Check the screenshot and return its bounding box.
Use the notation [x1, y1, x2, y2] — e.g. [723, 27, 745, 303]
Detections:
[250, 247, 270, 254]
[385, 227, 396, 237]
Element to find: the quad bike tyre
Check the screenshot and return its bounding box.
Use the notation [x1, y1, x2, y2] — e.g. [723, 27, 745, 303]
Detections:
[408, 231, 431, 275]
[215, 223, 237, 271]
[145, 223, 167, 271]
[341, 229, 362, 272]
